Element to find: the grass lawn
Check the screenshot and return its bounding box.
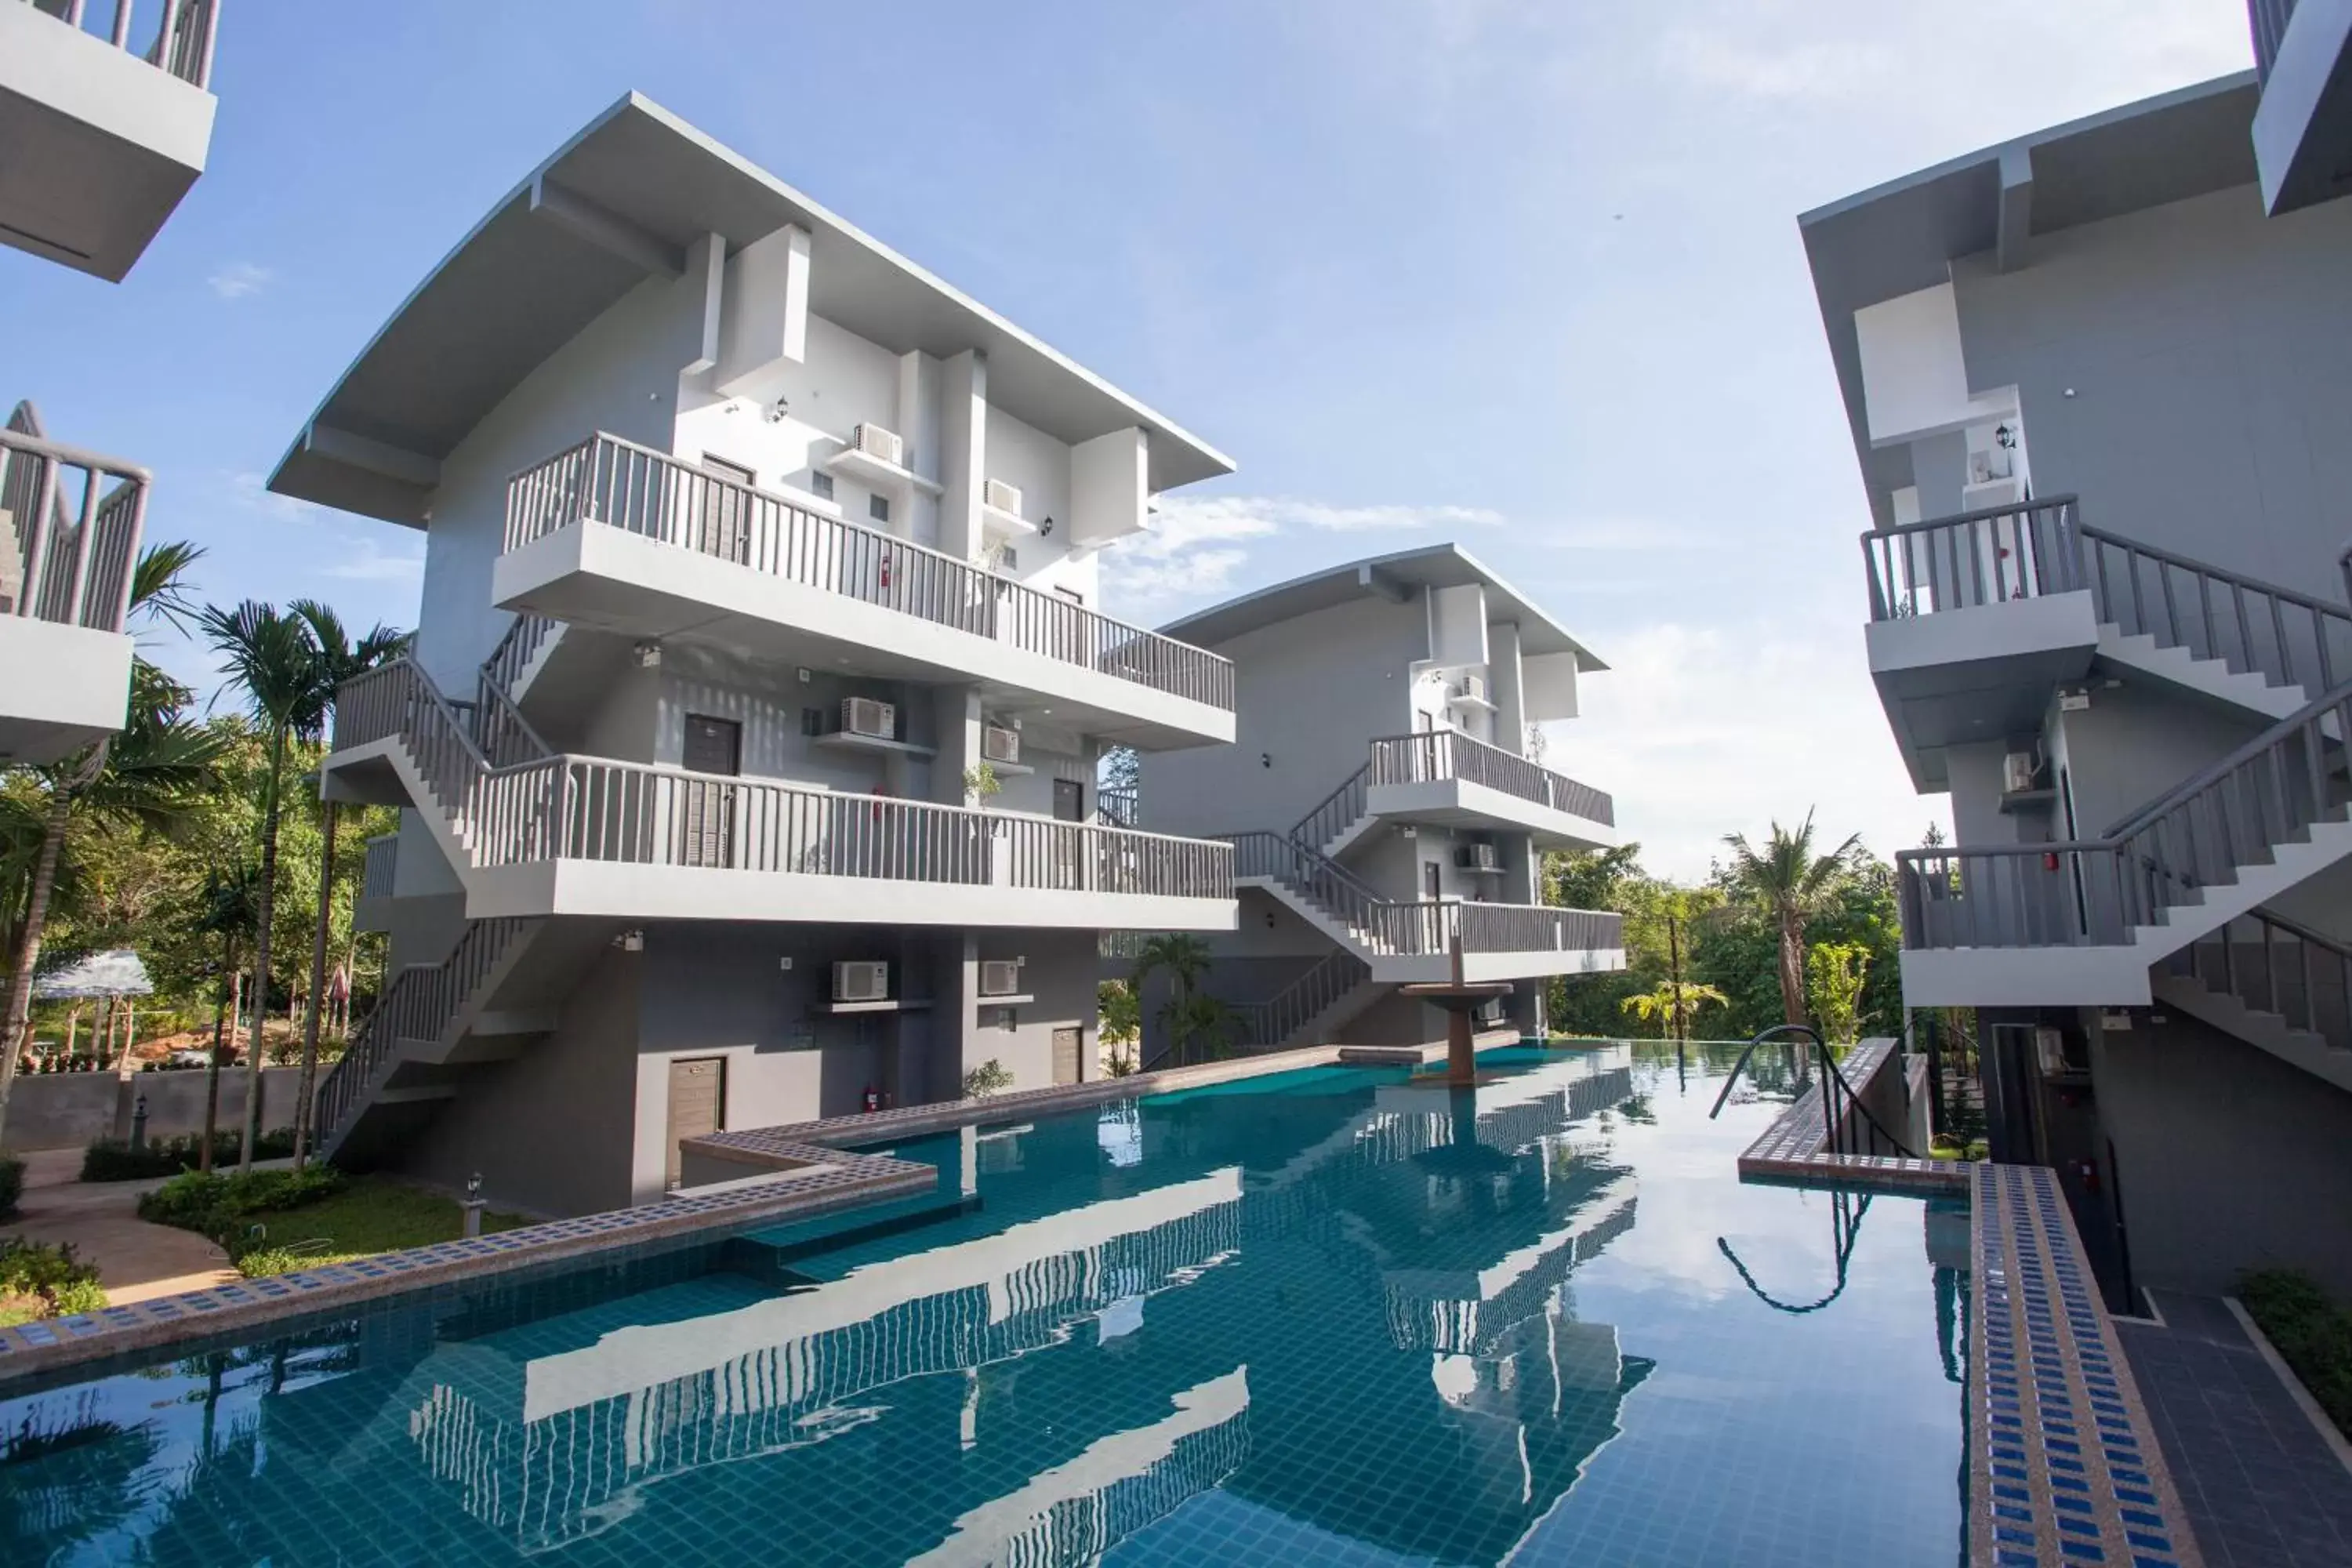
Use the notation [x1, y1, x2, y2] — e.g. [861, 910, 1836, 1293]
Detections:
[234, 1177, 529, 1275]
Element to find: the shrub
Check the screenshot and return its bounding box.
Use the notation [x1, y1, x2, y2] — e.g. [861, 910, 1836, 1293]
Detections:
[0, 1156, 21, 1220]
[961, 1059, 1014, 1101]
[138, 1166, 347, 1257]
[2239, 1269, 2352, 1440]
[0, 1237, 107, 1323]
[79, 1127, 302, 1182]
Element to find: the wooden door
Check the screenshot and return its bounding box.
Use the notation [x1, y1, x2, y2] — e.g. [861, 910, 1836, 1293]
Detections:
[666, 1056, 726, 1189]
[699, 456, 755, 563]
[679, 714, 741, 869]
[1051, 1027, 1083, 1087]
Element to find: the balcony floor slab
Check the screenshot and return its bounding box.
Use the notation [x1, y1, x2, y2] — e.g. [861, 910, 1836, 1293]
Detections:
[493, 521, 1233, 750]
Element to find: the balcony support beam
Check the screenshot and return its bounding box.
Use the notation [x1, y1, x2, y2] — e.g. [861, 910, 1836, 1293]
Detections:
[304, 423, 441, 489]
[1357, 564, 1411, 604]
[529, 176, 684, 280]
[1996, 145, 2034, 274]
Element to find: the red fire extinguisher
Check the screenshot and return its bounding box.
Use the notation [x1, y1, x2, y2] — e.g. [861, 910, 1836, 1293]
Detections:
[862, 1083, 880, 1112]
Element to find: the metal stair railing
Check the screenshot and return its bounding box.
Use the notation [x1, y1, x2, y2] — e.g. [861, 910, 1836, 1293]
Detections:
[481, 612, 560, 701]
[1240, 950, 1372, 1050]
[315, 916, 528, 1152]
[1861, 494, 2352, 698]
[1293, 763, 1369, 851]
[1898, 671, 2352, 951]
[2165, 906, 2352, 1053]
[1222, 830, 1621, 957]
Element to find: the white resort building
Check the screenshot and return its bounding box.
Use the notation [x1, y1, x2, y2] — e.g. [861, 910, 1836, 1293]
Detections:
[281, 96, 1247, 1215]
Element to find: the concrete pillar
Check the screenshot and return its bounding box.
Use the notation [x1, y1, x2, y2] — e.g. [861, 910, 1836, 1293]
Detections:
[938, 350, 988, 564]
[896, 350, 944, 550]
[932, 684, 985, 806]
[1490, 621, 1527, 756]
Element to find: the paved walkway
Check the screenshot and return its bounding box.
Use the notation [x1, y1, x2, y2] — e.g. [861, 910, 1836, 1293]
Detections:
[6, 1148, 238, 1304]
[2117, 1290, 2352, 1567]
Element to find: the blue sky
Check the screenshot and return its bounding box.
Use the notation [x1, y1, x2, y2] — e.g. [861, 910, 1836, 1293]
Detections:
[4, 0, 2252, 877]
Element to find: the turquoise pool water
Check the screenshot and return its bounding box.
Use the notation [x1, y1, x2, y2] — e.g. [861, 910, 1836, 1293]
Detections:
[0, 1044, 1967, 1566]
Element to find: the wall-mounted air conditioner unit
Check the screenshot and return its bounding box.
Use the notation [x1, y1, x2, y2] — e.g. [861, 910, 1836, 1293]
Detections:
[1455, 843, 1501, 873]
[983, 725, 1021, 765]
[842, 697, 896, 739]
[1451, 673, 1489, 705]
[833, 960, 889, 1003]
[984, 478, 1023, 516]
[979, 959, 1023, 996]
[2002, 751, 2038, 794]
[850, 423, 904, 466]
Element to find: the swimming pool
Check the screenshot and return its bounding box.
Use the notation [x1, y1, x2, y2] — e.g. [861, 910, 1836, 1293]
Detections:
[0, 1043, 1969, 1566]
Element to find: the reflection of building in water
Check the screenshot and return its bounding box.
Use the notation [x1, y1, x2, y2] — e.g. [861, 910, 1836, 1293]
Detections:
[322, 1053, 1649, 1564]
[906, 1370, 1250, 1568]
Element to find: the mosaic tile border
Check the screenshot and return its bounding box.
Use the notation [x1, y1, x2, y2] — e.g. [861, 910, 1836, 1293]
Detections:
[0, 1144, 934, 1384]
[686, 1040, 1367, 1169]
[1734, 1037, 1969, 1195]
[1970, 1162, 2205, 1568]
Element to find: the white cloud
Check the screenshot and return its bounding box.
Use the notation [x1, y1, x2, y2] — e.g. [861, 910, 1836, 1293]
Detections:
[227, 470, 321, 523]
[207, 262, 275, 300]
[1097, 492, 1509, 617]
[1661, 29, 1897, 103]
[322, 537, 426, 586]
[1555, 615, 1947, 883]
[1095, 494, 1280, 611]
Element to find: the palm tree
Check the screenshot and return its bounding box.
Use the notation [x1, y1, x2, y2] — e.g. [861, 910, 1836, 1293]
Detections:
[1620, 980, 1729, 1040]
[0, 546, 222, 1151]
[198, 600, 327, 1172]
[1131, 934, 1214, 1066]
[1721, 811, 1861, 1029]
[1161, 990, 1242, 1066]
[286, 603, 405, 1167]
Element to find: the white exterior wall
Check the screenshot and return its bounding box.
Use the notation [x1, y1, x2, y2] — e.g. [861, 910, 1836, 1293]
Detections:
[414, 270, 698, 690]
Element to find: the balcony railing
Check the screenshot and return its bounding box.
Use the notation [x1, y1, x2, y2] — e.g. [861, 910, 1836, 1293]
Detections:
[477, 759, 1234, 899]
[24, 0, 220, 89]
[1369, 729, 1614, 827]
[505, 433, 1236, 712]
[1224, 829, 1621, 957]
[336, 659, 1233, 905]
[1863, 495, 2352, 697]
[0, 410, 147, 633]
[360, 833, 397, 901]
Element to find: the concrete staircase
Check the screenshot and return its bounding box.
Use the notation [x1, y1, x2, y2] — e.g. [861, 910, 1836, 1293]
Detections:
[2074, 519, 2352, 733]
[1237, 950, 1381, 1054]
[2149, 908, 2352, 1096]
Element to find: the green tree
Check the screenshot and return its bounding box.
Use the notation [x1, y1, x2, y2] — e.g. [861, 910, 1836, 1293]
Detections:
[1, 546, 223, 1150]
[1131, 935, 1223, 1067]
[1720, 811, 1861, 1029]
[1805, 941, 1871, 1043]
[1098, 978, 1140, 1072]
[1160, 989, 1242, 1066]
[285, 603, 406, 1167]
[1619, 979, 1729, 1040]
[198, 601, 329, 1171]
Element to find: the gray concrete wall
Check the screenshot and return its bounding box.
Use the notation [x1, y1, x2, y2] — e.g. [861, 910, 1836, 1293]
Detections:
[405, 946, 645, 1218]
[2089, 1005, 2352, 1300]
[4, 1066, 309, 1152]
[1142, 594, 1425, 840]
[2045, 679, 2263, 841]
[1951, 182, 2352, 593]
